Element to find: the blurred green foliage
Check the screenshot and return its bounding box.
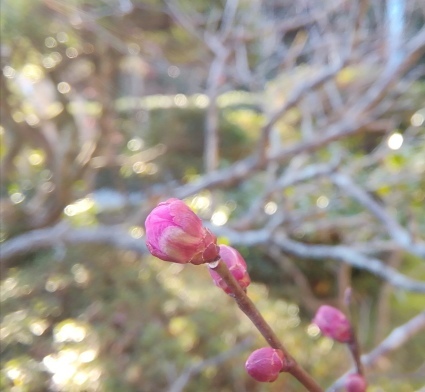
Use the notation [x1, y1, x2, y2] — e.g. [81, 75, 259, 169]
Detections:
[2, 246, 424, 391]
[0, 247, 345, 391]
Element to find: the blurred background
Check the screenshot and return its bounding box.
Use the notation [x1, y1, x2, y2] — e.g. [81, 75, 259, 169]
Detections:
[1, 0, 425, 391]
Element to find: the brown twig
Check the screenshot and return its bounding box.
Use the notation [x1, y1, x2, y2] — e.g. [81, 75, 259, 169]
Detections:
[210, 259, 324, 392]
[327, 311, 425, 391]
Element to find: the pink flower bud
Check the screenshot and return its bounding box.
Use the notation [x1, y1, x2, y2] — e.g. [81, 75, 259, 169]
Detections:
[345, 373, 367, 392]
[313, 305, 352, 343]
[208, 245, 251, 295]
[145, 198, 219, 264]
[245, 347, 284, 382]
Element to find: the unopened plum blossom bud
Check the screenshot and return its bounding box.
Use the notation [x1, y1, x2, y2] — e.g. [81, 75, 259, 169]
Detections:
[313, 305, 352, 343]
[345, 373, 367, 392]
[245, 347, 284, 382]
[145, 198, 219, 264]
[208, 245, 251, 295]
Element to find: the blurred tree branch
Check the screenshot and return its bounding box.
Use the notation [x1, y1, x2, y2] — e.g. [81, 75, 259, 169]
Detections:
[327, 311, 425, 391]
[2, 222, 425, 293]
[1, 0, 425, 389]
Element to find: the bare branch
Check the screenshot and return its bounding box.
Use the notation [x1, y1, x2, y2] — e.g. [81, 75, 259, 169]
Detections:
[204, 46, 229, 173]
[168, 338, 253, 392]
[327, 311, 425, 391]
[165, 0, 205, 43]
[331, 172, 425, 258]
[271, 233, 425, 293]
[219, 0, 239, 39]
[204, 226, 425, 293]
[268, 245, 340, 313]
[352, 26, 425, 115]
[233, 159, 339, 230]
[5, 219, 423, 292]
[0, 223, 146, 267]
[257, 58, 348, 163]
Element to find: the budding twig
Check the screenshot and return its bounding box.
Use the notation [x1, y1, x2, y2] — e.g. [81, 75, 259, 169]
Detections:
[210, 259, 324, 392]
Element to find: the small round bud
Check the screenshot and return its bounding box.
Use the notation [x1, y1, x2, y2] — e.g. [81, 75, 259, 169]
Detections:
[245, 347, 284, 382]
[208, 245, 251, 295]
[345, 373, 367, 392]
[313, 305, 352, 343]
[145, 198, 219, 264]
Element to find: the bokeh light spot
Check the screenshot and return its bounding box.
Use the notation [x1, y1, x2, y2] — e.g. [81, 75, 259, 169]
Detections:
[79, 349, 97, 363]
[192, 194, 211, 210]
[387, 133, 403, 150]
[22, 64, 43, 82]
[211, 210, 228, 226]
[167, 65, 180, 78]
[29, 320, 49, 336]
[54, 321, 87, 343]
[45, 37, 57, 48]
[10, 193, 25, 204]
[42, 56, 56, 69]
[307, 323, 320, 337]
[411, 112, 424, 127]
[195, 94, 209, 108]
[28, 152, 44, 165]
[264, 201, 277, 215]
[174, 94, 188, 107]
[57, 82, 71, 94]
[3, 65, 16, 79]
[71, 264, 90, 285]
[66, 47, 78, 58]
[316, 196, 329, 209]
[129, 226, 144, 239]
[26, 114, 40, 126]
[132, 161, 146, 174]
[127, 138, 144, 151]
[57, 32, 69, 43]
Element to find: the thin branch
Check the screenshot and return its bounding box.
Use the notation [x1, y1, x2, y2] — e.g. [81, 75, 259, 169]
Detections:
[174, 114, 367, 200]
[272, 233, 425, 293]
[374, 251, 403, 344]
[5, 219, 423, 292]
[331, 172, 425, 258]
[168, 338, 253, 392]
[351, 26, 425, 115]
[165, 0, 205, 43]
[210, 260, 324, 392]
[235, 1, 345, 40]
[207, 227, 425, 293]
[0, 223, 146, 267]
[166, 27, 425, 200]
[219, 0, 239, 39]
[327, 311, 425, 391]
[232, 159, 339, 230]
[204, 46, 229, 173]
[257, 58, 348, 164]
[268, 245, 339, 313]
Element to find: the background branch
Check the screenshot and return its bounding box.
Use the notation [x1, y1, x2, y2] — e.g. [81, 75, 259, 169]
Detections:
[327, 312, 425, 391]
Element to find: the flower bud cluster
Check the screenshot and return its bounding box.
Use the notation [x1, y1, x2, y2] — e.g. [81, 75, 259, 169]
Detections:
[145, 198, 251, 294]
[313, 306, 367, 390]
[146, 199, 368, 389]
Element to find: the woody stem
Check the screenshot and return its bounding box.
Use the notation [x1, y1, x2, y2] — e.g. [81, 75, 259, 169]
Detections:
[210, 259, 323, 392]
